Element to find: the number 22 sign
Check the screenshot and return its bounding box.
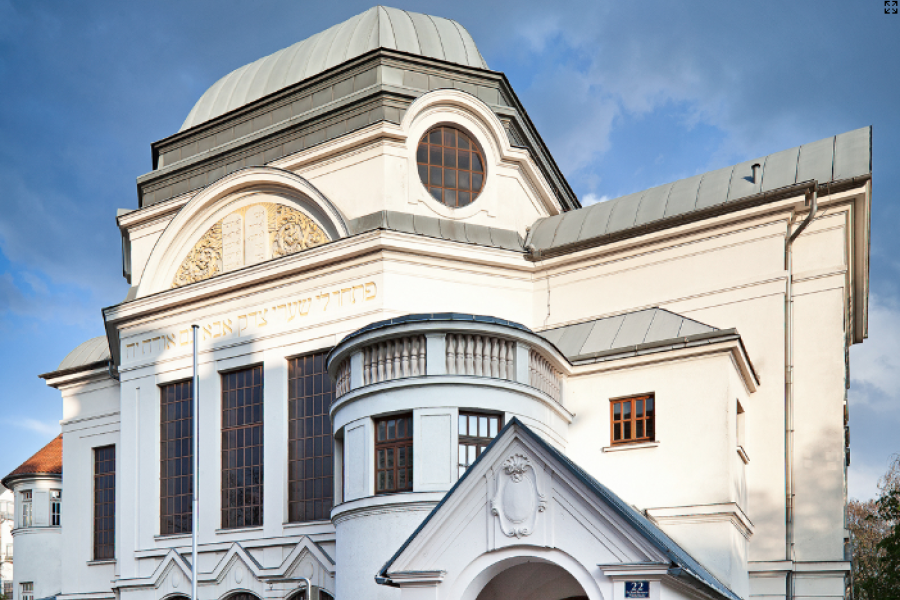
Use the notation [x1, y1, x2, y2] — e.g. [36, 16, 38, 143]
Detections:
[625, 580, 650, 598]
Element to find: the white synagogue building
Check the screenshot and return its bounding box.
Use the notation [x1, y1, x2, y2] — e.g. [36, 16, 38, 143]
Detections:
[6, 7, 873, 600]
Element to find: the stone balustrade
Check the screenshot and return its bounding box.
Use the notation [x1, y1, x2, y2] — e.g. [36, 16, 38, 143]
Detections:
[329, 315, 568, 405]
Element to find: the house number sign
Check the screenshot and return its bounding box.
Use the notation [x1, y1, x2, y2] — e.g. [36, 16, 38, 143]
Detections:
[625, 581, 650, 598]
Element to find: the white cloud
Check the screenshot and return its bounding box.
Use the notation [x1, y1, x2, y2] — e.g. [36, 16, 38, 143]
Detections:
[850, 294, 900, 405]
[7, 417, 59, 437]
[582, 193, 610, 206]
[848, 457, 884, 501]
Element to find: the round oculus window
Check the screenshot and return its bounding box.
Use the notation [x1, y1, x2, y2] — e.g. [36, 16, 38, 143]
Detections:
[416, 126, 485, 208]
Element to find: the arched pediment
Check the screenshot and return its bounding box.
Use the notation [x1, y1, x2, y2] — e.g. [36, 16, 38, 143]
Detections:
[135, 167, 348, 298]
[392, 89, 564, 225]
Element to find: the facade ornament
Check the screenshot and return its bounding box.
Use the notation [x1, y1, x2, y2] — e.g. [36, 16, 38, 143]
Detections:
[272, 204, 329, 258]
[491, 452, 547, 538]
[171, 223, 223, 288]
[171, 203, 329, 289]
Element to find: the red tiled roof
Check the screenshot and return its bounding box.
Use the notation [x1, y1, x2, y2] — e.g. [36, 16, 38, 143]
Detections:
[2, 435, 62, 487]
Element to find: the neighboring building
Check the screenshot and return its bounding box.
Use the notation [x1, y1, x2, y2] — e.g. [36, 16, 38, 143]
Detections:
[1, 437, 63, 600]
[1, 486, 13, 599]
[28, 6, 870, 600]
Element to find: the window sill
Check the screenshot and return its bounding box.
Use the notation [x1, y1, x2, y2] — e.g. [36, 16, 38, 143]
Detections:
[602, 441, 660, 453]
[154, 533, 193, 541]
[283, 520, 332, 528]
[737, 446, 750, 464]
[87, 559, 116, 566]
[214, 526, 264, 534]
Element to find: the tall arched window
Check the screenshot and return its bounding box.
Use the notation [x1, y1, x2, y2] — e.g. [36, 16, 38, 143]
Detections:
[416, 125, 486, 208]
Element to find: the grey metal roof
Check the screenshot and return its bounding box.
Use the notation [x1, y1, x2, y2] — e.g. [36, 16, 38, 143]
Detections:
[527, 126, 872, 256]
[539, 308, 717, 362]
[378, 418, 740, 600]
[181, 6, 488, 131]
[348, 210, 524, 251]
[57, 336, 110, 371]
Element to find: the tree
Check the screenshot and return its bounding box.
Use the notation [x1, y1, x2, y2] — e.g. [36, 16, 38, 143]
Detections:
[850, 454, 900, 599]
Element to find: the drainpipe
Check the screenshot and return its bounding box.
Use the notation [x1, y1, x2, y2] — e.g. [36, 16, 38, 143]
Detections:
[298, 577, 312, 600]
[783, 180, 819, 600]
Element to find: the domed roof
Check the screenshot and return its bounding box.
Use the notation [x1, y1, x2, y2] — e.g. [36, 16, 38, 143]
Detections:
[58, 335, 110, 371]
[180, 6, 488, 131]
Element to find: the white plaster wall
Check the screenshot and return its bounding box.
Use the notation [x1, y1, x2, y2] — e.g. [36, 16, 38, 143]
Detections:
[791, 286, 848, 562]
[565, 354, 745, 510]
[61, 378, 120, 424]
[536, 202, 854, 577]
[656, 519, 749, 599]
[73, 143, 858, 600]
[0, 488, 12, 587]
[128, 217, 171, 287]
[334, 505, 432, 600]
[564, 353, 750, 596]
[289, 92, 555, 236]
[60, 412, 119, 597]
[8, 479, 62, 600]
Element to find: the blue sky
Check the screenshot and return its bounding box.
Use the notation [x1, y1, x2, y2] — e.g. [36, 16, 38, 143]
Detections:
[0, 0, 897, 499]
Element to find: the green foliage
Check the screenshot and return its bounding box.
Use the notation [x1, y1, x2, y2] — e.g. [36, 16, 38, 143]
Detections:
[851, 454, 900, 600]
[874, 486, 900, 596]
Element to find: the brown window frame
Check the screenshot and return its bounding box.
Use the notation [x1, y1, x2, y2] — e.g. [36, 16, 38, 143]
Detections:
[374, 414, 413, 494]
[416, 125, 486, 208]
[160, 379, 193, 535]
[610, 394, 655, 445]
[287, 351, 334, 523]
[458, 411, 502, 478]
[221, 365, 264, 529]
[93, 445, 116, 560]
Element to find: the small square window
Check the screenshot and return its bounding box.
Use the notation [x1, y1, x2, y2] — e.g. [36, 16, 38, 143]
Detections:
[610, 395, 655, 445]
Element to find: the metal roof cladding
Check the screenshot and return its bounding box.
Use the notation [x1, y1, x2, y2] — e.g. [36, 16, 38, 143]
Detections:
[348, 210, 525, 251]
[526, 126, 872, 256]
[539, 308, 718, 362]
[181, 6, 488, 131]
[56, 335, 110, 371]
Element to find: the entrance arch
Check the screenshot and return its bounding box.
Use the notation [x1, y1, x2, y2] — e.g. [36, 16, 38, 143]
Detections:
[475, 561, 588, 600]
[286, 587, 334, 600]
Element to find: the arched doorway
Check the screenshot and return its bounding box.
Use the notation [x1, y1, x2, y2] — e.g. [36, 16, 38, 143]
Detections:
[475, 562, 588, 600]
[224, 594, 261, 600]
[286, 587, 334, 600]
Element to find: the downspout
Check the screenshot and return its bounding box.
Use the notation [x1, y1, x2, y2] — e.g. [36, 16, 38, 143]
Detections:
[784, 180, 819, 600]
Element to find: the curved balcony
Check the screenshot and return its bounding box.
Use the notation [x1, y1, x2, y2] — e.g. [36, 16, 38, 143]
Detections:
[327, 314, 571, 437]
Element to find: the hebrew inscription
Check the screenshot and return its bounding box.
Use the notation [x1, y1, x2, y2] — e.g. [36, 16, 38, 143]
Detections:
[171, 202, 330, 288]
[123, 279, 378, 364]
